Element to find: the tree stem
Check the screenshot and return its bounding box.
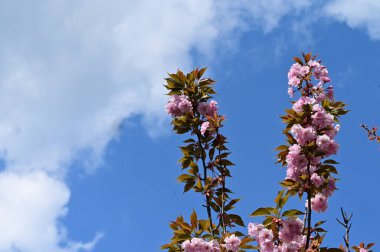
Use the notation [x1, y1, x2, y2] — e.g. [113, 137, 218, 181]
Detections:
[305, 161, 312, 249]
[196, 132, 214, 236]
[216, 129, 227, 234]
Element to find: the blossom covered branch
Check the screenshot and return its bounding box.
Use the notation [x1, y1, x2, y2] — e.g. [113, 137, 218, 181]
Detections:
[162, 69, 253, 252]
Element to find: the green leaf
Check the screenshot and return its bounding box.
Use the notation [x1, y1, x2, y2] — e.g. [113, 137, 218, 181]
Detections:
[324, 159, 339, 164]
[250, 207, 274, 217]
[225, 198, 240, 211]
[282, 209, 304, 217]
[184, 180, 195, 192]
[229, 214, 245, 227]
[220, 159, 235, 166]
[190, 209, 197, 228]
[177, 174, 193, 183]
[276, 145, 288, 151]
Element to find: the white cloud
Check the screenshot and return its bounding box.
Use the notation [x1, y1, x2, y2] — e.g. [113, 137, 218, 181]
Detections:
[325, 0, 380, 40]
[0, 171, 102, 252]
[0, 0, 322, 251]
[234, 0, 312, 32]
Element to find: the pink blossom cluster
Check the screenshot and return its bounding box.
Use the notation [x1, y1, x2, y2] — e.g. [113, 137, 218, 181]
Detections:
[198, 100, 218, 135]
[248, 218, 306, 252]
[288, 63, 310, 87]
[287, 60, 332, 99]
[223, 234, 241, 252]
[308, 193, 328, 212]
[285, 94, 340, 212]
[198, 100, 218, 117]
[166, 95, 193, 117]
[181, 235, 241, 252]
[181, 238, 220, 252]
[201, 121, 211, 135]
[292, 96, 315, 113]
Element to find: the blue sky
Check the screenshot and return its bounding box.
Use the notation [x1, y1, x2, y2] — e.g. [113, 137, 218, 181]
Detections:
[0, 0, 379, 251]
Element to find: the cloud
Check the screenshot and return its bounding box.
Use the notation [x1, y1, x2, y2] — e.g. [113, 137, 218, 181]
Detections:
[0, 171, 103, 252]
[324, 0, 380, 40]
[0, 0, 231, 250]
[0, 0, 327, 251]
[233, 0, 312, 32]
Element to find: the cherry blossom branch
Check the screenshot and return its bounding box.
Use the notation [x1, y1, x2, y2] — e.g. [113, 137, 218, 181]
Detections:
[361, 124, 380, 143]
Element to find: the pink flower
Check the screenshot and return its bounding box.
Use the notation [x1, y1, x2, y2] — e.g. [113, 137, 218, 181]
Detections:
[181, 240, 193, 252]
[279, 218, 303, 243]
[300, 66, 310, 77]
[314, 65, 330, 83]
[311, 173, 323, 188]
[211, 240, 220, 252]
[325, 124, 340, 139]
[248, 223, 264, 237]
[191, 237, 204, 251]
[290, 124, 316, 145]
[311, 105, 334, 129]
[288, 63, 304, 87]
[308, 60, 320, 68]
[258, 228, 274, 245]
[359, 249, 368, 252]
[198, 100, 218, 116]
[313, 85, 326, 102]
[288, 76, 300, 87]
[286, 165, 299, 181]
[322, 178, 336, 197]
[310, 193, 328, 212]
[292, 97, 315, 113]
[201, 121, 210, 135]
[179, 99, 193, 114]
[166, 95, 193, 117]
[224, 234, 241, 252]
[181, 238, 220, 252]
[260, 240, 275, 252]
[286, 145, 308, 169]
[316, 134, 339, 156]
[288, 87, 294, 98]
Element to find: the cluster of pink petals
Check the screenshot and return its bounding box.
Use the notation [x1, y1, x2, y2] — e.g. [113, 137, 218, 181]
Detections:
[248, 223, 264, 237]
[311, 104, 334, 129]
[200, 121, 211, 135]
[285, 81, 341, 212]
[279, 218, 304, 243]
[166, 95, 193, 117]
[291, 124, 317, 145]
[286, 145, 308, 171]
[311, 173, 323, 188]
[322, 178, 336, 197]
[198, 100, 218, 117]
[316, 134, 339, 156]
[288, 63, 310, 87]
[310, 60, 331, 84]
[287, 59, 332, 99]
[223, 234, 241, 252]
[307, 193, 328, 212]
[292, 97, 315, 113]
[181, 238, 220, 252]
[248, 218, 306, 252]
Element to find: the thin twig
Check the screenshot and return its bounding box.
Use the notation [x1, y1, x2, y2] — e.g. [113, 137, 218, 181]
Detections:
[336, 207, 353, 252]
